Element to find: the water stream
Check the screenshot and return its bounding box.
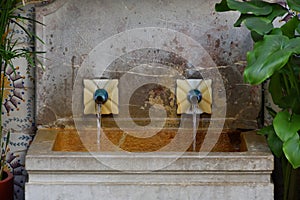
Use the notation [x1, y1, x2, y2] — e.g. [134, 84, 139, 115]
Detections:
[96, 104, 102, 144]
[187, 90, 202, 152]
[192, 102, 198, 151]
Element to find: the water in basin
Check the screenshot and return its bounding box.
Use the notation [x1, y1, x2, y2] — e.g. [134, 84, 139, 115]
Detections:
[52, 128, 242, 152]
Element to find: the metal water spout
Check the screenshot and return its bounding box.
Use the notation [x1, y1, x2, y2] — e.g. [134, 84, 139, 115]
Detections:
[187, 89, 202, 105]
[94, 88, 108, 105]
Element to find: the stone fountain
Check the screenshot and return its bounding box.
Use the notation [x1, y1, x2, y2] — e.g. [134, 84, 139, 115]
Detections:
[26, 0, 273, 199]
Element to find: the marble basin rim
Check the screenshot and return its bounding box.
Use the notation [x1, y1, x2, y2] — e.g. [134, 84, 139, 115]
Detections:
[26, 127, 273, 172]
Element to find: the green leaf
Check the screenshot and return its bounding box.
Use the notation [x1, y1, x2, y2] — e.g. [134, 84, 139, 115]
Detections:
[270, 28, 283, 35]
[244, 35, 300, 85]
[233, 3, 286, 27]
[252, 28, 282, 42]
[246, 50, 290, 84]
[10, 15, 45, 26]
[290, 55, 300, 75]
[12, 19, 44, 44]
[244, 17, 273, 35]
[297, 23, 300, 35]
[234, 14, 252, 27]
[269, 72, 286, 108]
[281, 91, 300, 114]
[266, 4, 287, 21]
[287, 0, 300, 12]
[273, 110, 300, 142]
[283, 135, 300, 168]
[227, 0, 272, 15]
[215, 0, 231, 12]
[259, 125, 283, 158]
[281, 16, 300, 38]
[266, 106, 277, 118]
[250, 31, 263, 42]
[285, 37, 300, 53]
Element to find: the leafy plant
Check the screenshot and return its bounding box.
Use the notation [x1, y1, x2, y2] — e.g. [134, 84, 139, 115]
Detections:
[0, 0, 43, 181]
[216, 0, 300, 199]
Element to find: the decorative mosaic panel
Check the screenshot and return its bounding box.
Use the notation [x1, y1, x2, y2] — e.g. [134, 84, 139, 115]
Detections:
[1, 4, 37, 200]
[7, 131, 34, 200]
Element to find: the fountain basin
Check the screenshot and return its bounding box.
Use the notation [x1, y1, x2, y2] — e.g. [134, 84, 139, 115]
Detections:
[26, 128, 273, 200]
[52, 128, 241, 152]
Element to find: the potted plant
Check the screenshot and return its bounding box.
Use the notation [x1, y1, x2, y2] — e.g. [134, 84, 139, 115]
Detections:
[0, 0, 43, 199]
[215, 0, 300, 199]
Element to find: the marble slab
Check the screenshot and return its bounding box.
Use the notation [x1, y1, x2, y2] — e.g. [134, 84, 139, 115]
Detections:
[25, 128, 273, 200]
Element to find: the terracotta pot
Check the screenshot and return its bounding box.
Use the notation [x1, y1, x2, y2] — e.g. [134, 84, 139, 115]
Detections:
[0, 171, 14, 200]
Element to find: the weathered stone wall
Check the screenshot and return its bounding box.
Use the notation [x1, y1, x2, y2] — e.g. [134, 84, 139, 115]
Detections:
[1, 1, 263, 199]
[35, 0, 260, 129]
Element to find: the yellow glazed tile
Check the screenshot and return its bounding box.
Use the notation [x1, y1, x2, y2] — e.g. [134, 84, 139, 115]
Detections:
[176, 79, 212, 114]
[83, 79, 119, 115]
